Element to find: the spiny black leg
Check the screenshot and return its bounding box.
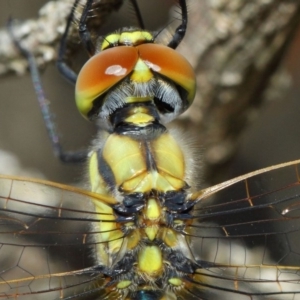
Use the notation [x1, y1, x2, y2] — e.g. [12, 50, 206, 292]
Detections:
[79, 0, 95, 56]
[129, 0, 145, 29]
[167, 0, 188, 49]
[7, 18, 88, 163]
[56, 0, 80, 85]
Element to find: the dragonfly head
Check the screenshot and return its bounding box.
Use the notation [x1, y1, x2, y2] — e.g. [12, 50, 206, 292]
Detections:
[75, 28, 196, 130]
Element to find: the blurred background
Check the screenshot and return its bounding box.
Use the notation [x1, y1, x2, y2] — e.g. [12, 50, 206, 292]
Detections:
[0, 0, 300, 188]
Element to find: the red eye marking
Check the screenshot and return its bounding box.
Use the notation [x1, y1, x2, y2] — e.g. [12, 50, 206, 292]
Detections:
[76, 46, 139, 117]
[137, 44, 196, 103]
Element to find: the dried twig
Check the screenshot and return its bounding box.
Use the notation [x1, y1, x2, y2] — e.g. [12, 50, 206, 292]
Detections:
[178, 0, 300, 183]
[0, 0, 124, 75]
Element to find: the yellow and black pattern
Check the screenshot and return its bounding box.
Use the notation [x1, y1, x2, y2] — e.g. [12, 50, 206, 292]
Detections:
[76, 28, 198, 298]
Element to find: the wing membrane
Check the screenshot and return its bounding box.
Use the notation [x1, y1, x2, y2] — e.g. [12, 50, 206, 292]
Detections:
[0, 176, 119, 299]
[182, 160, 300, 299]
[1, 161, 300, 298]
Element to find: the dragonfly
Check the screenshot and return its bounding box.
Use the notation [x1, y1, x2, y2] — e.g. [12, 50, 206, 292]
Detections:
[1, 0, 300, 299]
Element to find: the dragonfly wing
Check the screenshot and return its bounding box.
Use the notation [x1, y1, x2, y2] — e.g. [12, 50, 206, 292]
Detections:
[182, 160, 300, 299]
[0, 176, 118, 299]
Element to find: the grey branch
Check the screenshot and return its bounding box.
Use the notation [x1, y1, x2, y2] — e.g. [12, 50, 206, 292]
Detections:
[0, 0, 124, 75]
[177, 0, 300, 183]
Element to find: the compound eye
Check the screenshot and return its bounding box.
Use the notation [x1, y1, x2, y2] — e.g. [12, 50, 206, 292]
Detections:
[137, 43, 196, 108]
[75, 46, 138, 118]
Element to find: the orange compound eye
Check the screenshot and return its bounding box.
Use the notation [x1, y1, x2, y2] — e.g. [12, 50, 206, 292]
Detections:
[75, 46, 139, 118]
[137, 43, 196, 106]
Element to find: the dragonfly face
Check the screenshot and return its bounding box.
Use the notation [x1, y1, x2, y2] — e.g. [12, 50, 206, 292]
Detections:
[1, 0, 300, 299]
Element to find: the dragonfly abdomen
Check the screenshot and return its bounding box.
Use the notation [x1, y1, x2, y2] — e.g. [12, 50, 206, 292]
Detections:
[88, 103, 197, 298]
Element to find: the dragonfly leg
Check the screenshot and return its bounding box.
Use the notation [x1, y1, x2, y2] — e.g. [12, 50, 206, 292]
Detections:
[128, 0, 145, 29]
[56, 0, 81, 85]
[7, 18, 88, 164]
[167, 0, 188, 49]
[79, 0, 96, 56]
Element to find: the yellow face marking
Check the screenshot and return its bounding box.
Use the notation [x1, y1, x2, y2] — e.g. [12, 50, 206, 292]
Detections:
[125, 96, 153, 104]
[130, 58, 153, 83]
[124, 112, 154, 124]
[123, 104, 155, 125]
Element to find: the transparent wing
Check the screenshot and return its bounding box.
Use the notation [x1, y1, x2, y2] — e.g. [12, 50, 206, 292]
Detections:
[181, 159, 300, 300]
[1, 160, 300, 299]
[0, 176, 121, 299]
